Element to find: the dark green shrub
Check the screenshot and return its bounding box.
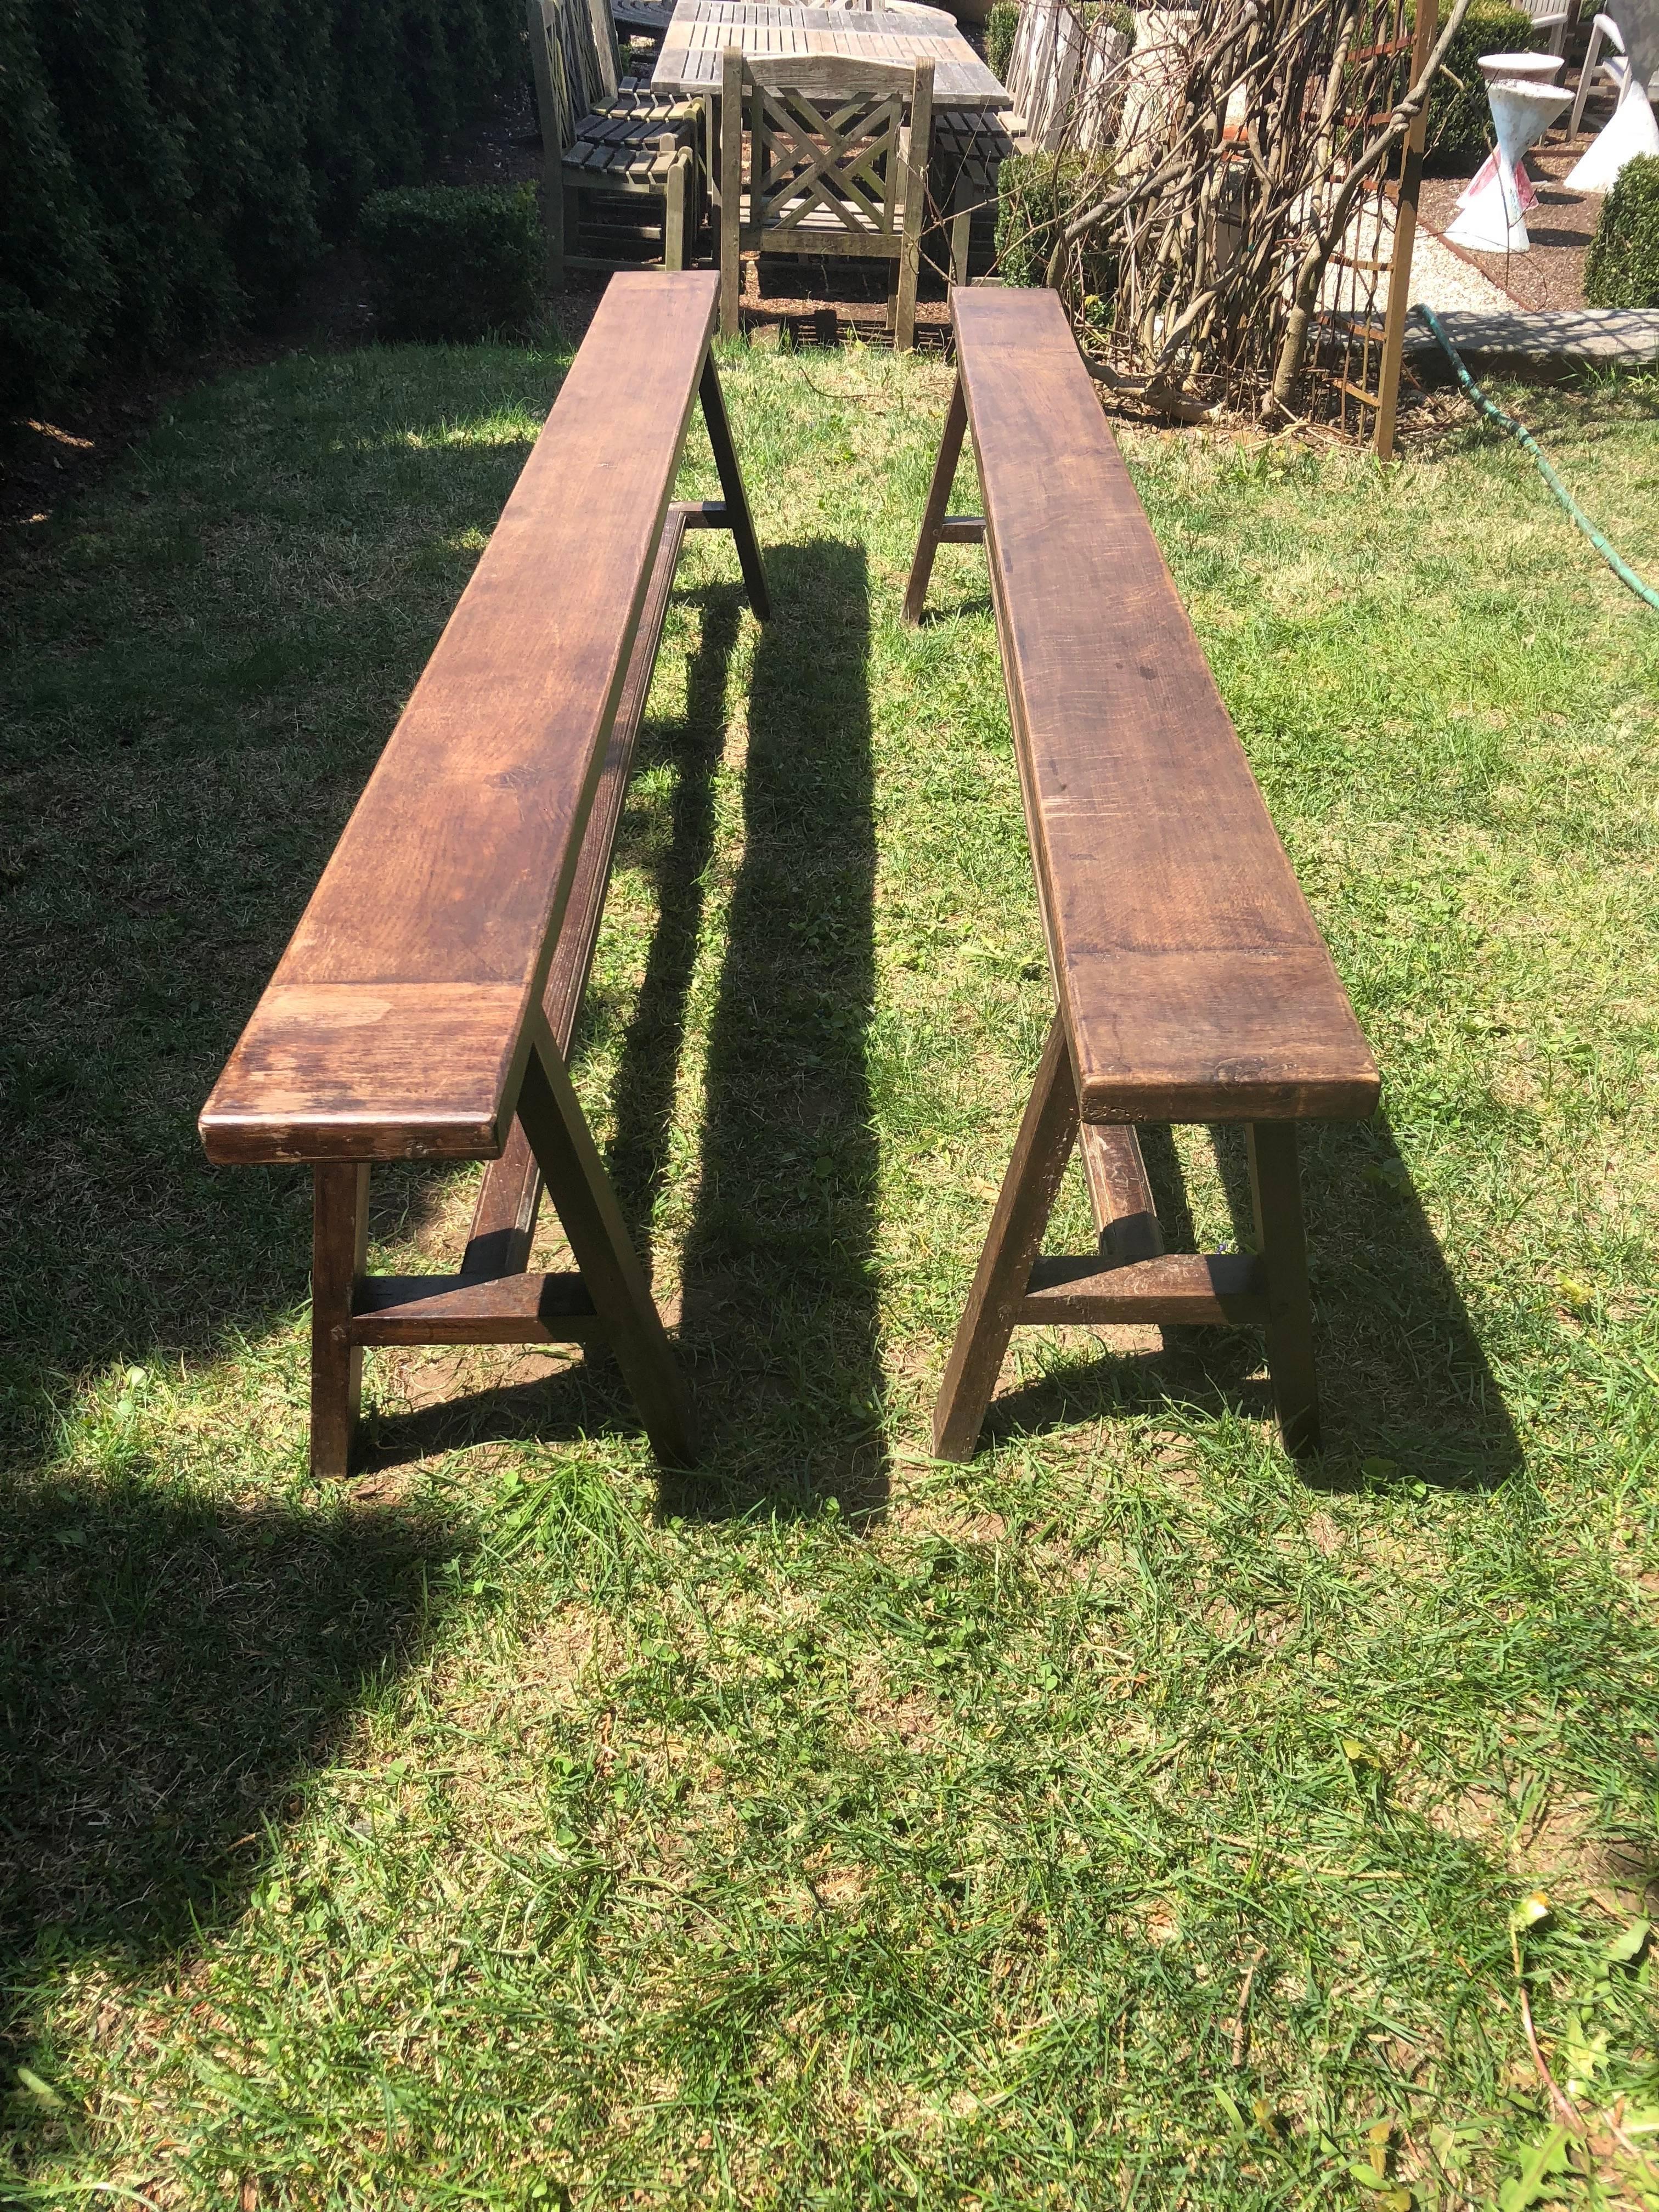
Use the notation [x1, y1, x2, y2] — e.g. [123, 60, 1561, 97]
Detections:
[995, 151, 1113, 292]
[0, 0, 115, 410]
[359, 183, 540, 339]
[1584, 154, 1659, 307]
[1420, 1, 1545, 165]
[985, 0, 1018, 85]
[0, 0, 522, 420]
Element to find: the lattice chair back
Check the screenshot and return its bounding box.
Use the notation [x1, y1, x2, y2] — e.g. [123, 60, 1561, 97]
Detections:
[528, 0, 619, 155]
[716, 48, 935, 347]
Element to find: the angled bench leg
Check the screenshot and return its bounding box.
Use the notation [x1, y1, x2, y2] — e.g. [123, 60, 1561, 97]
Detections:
[516, 1014, 696, 1466]
[1247, 1122, 1321, 1457]
[933, 1012, 1079, 1460]
[699, 356, 770, 620]
[902, 377, 981, 627]
[312, 1163, 370, 1479]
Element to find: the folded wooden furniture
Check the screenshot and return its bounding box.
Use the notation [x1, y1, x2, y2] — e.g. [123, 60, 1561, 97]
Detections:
[529, 0, 702, 276]
[717, 49, 934, 349]
[904, 287, 1380, 1460]
[200, 272, 769, 1478]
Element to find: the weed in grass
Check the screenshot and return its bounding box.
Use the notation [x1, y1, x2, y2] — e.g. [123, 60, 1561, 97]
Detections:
[2, 340, 1658, 2205]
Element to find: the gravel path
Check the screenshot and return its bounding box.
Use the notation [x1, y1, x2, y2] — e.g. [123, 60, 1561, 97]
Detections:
[1408, 228, 1516, 313]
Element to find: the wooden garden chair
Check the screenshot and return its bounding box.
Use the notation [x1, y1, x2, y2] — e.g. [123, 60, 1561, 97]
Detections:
[200, 273, 770, 1478]
[904, 287, 1380, 1461]
[529, 0, 702, 278]
[716, 49, 935, 349]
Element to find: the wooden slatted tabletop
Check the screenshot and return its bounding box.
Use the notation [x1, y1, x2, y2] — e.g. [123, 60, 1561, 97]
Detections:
[652, 0, 1011, 107]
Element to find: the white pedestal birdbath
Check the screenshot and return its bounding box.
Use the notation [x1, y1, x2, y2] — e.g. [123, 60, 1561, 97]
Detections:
[1459, 53, 1566, 208]
[1447, 76, 1572, 252]
[1568, 1, 1659, 190]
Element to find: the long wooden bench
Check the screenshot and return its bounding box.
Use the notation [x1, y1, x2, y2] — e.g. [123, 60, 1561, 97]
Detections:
[904, 287, 1379, 1460]
[200, 271, 768, 1478]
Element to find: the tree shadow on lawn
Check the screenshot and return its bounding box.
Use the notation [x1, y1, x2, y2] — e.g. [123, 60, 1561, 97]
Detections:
[980, 1112, 1522, 1491]
[0, 1467, 460, 2089]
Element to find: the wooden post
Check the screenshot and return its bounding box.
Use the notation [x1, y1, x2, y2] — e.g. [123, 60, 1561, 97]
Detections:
[1373, 0, 1437, 460]
[902, 374, 968, 625]
[311, 1163, 370, 1479]
[516, 1016, 696, 1466]
[529, 0, 567, 290]
[932, 1013, 1080, 1460]
[719, 50, 744, 337]
[893, 59, 934, 352]
[1246, 1122, 1321, 1457]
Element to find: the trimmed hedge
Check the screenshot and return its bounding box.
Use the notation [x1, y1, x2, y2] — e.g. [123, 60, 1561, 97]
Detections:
[995, 150, 1113, 291]
[1584, 154, 1659, 308]
[1, 0, 522, 416]
[985, 0, 1018, 86]
[1421, 0, 1547, 165]
[360, 184, 540, 339]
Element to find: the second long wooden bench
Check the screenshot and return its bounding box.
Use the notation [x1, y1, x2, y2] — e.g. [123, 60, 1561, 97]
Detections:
[905, 286, 1380, 1460]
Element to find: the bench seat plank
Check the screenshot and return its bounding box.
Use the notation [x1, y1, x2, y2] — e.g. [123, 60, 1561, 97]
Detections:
[953, 286, 1379, 1127]
[200, 270, 720, 1166]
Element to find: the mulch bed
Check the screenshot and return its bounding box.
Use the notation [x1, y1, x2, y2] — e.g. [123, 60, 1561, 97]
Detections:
[1420, 129, 1610, 313]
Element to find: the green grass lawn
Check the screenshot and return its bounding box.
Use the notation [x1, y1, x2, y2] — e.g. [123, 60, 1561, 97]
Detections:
[3, 330, 1658, 2210]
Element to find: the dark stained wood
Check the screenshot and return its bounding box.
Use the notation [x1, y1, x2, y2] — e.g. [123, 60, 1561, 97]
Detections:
[901, 373, 967, 627]
[944, 285, 1380, 1127]
[1246, 1121, 1320, 1455]
[932, 1013, 1079, 1462]
[917, 287, 1377, 1462]
[515, 1017, 696, 1465]
[1019, 1250, 1265, 1326]
[462, 498, 695, 1278]
[1077, 1121, 1164, 1262]
[199, 278, 771, 1474]
[311, 1164, 369, 1479]
[351, 1271, 600, 1345]
[699, 359, 772, 620]
[200, 273, 721, 1168]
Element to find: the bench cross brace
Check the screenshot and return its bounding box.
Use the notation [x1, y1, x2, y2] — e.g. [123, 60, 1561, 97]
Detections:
[932, 1012, 1322, 1463]
[307, 352, 768, 1480]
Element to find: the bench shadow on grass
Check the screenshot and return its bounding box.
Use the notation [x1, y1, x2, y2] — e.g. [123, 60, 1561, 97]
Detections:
[669, 539, 887, 1521]
[981, 1113, 1522, 1491]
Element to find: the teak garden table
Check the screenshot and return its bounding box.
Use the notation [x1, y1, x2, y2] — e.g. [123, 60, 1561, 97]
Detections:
[651, 0, 1012, 109]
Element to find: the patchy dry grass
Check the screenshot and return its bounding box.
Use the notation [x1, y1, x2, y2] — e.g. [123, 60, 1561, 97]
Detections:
[2, 334, 1658, 2208]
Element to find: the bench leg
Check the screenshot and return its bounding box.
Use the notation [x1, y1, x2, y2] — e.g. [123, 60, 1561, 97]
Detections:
[516, 1015, 696, 1466]
[312, 1163, 369, 1480]
[1247, 1122, 1321, 1457]
[699, 356, 771, 620]
[933, 1012, 1079, 1461]
[902, 375, 967, 627]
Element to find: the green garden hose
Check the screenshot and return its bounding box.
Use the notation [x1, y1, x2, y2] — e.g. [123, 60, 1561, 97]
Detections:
[1412, 301, 1659, 614]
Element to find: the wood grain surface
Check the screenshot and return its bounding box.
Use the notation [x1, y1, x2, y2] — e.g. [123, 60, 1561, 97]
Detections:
[200, 271, 720, 1165]
[951, 286, 1380, 1127]
[653, 0, 1008, 105]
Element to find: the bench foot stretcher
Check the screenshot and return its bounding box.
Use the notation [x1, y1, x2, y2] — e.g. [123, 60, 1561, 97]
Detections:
[931, 1014, 1322, 1464]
